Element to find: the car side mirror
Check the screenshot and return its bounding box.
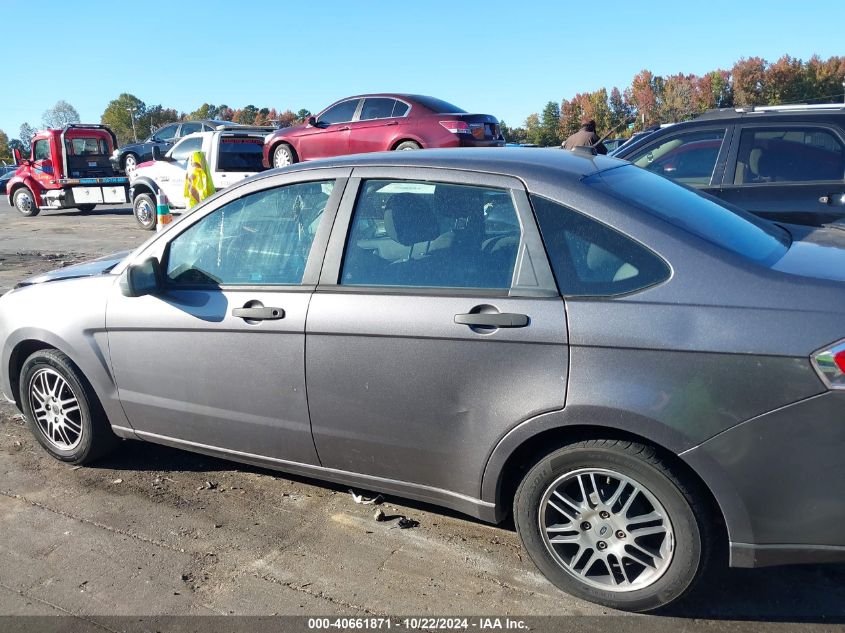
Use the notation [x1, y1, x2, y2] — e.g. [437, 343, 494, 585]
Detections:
[13, 148, 22, 165]
[307, 116, 317, 126]
[120, 257, 162, 297]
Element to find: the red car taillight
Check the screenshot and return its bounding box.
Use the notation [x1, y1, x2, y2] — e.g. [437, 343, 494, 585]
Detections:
[439, 120, 471, 134]
[811, 341, 845, 390]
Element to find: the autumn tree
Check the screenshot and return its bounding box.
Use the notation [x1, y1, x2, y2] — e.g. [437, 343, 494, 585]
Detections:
[42, 100, 81, 129]
[731, 57, 767, 106]
[277, 110, 297, 128]
[803, 55, 845, 102]
[626, 70, 660, 129]
[608, 87, 632, 133]
[764, 55, 805, 105]
[0, 130, 11, 164]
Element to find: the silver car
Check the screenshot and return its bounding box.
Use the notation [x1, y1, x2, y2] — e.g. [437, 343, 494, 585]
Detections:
[2, 149, 845, 612]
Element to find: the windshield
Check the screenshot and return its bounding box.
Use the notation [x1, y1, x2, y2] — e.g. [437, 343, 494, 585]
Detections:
[411, 96, 467, 114]
[585, 165, 790, 264]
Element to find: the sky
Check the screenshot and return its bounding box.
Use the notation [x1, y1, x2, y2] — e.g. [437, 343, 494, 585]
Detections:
[2, 0, 844, 140]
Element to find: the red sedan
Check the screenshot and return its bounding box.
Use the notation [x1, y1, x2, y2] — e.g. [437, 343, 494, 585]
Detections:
[263, 94, 505, 167]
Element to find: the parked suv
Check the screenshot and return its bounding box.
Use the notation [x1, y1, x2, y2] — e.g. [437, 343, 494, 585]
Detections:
[613, 104, 845, 226]
[263, 94, 505, 168]
[111, 120, 234, 175]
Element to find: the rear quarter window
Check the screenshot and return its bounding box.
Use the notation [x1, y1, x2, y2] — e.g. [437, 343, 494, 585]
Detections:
[531, 194, 670, 297]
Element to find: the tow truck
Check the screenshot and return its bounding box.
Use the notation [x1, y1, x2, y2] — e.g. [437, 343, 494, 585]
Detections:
[7, 124, 129, 217]
[130, 125, 271, 229]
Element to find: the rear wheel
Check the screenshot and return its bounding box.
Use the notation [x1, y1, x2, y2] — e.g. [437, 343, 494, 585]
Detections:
[12, 187, 39, 217]
[77, 204, 97, 213]
[133, 193, 157, 230]
[513, 439, 712, 612]
[19, 349, 118, 464]
[272, 144, 295, 168]
[395, 141, 421, 151]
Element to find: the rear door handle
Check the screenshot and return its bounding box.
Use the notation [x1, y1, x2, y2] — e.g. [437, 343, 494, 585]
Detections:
[454, 312, 529, 328]
[232, 306, 285, 320]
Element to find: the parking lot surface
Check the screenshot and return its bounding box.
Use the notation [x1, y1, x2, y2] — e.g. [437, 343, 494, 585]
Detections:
[0, 199, 843, 630]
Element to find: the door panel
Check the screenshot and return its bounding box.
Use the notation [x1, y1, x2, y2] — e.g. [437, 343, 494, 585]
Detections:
[297, 125, 350, 160]
[306, 293, 568, 496]
[107, 288, 318, 463]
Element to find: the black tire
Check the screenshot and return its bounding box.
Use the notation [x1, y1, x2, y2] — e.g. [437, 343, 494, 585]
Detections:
[133, 193, 157, 230]
[12, 187, 39, 217]
[394, 141, 421, 151]
[272, 144, 296, 168]
[513, 439, 713, 612]
[76, 204, 97, 213]
[19, 349, 118, 465]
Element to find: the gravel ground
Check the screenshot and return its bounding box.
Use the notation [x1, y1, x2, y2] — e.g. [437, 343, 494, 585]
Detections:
[0, 198, 843, 631]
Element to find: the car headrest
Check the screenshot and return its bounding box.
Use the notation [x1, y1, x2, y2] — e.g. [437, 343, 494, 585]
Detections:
[384, 194, 439, 246]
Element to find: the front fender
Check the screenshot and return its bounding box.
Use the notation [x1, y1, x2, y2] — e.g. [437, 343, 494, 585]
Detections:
[7, 175, 43, 207]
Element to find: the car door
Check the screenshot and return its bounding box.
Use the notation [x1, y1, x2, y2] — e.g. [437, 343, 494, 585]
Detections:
[106, 169, 350, 463]
[348, 98, 410, 154]
[717, 124, 845, 225]
[148, 123, 180, 160]
[157, 136, 203, 204]
[30, 139, 55, 192]
[296, 99, 360, 160]
[306, 168, 569, 499]
[622, 126, 732, 194]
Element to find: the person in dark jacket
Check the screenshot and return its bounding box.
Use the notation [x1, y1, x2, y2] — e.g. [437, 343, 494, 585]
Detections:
[563, 119, 607, 154]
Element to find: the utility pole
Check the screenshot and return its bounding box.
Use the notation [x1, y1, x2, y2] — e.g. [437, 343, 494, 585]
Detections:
[126, 106, 138, 142]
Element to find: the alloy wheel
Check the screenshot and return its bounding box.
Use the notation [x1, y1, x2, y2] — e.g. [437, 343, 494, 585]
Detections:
[539, 468, 674, 592]
[27, 368, 83, 451]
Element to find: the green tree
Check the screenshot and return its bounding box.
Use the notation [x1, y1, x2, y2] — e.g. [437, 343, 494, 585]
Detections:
[295, 109, 312, 123]
[0, 129, 11, 164]
[608, 87, 632, 134]
[764, 55, 805, 105]
[141, 105, 179, 136]
[42, 100, 81, 129]
[538, 101, 561, 146]
[189, 103, 220, 120]
[524, 113, 541, 145]
[101, 93, 146, 145]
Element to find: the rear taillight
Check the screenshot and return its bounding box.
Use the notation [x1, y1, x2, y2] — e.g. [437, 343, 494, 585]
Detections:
[811, 341, 845, 389]
[439, 120, 471, 134]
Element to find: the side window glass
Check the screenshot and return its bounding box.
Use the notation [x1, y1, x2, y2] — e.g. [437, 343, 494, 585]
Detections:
[734, 127, 845, 184]
[318, 100, 359, 125]
[217, 136, 265, 172]
[360, 98, 396, 121]
[630, 129, 726, 188]
[154, 124, 179, 142]
[392, 101, 410, 117]
[33, 140, 50, 161]
[170, 137, 203, 162]
[166, 181, 334, 286]
[341, 180, 521, 290]
[179, 122, 202, 137]
[531, 194, 669, 297]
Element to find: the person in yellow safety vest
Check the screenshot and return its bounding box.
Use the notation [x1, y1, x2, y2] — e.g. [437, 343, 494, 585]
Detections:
[184, 151, 216, 208]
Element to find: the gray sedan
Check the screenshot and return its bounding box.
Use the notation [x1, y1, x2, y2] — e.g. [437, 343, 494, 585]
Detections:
[1, 148, 844, 612]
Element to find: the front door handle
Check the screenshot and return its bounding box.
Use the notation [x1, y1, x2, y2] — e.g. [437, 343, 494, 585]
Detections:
[336, 126, 351, 131]
[385, 121, 398, 126]
[454, 312, 529, 328]
[232, 306, 285, 320]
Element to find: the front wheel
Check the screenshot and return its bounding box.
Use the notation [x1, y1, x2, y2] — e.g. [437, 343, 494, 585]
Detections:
[273, 144, 295, 168]
[394, 141, 421, 151]
[19, 349, 118, 464]
[513, 439, 713, 612]
[13, 187, 39, 217]
[77, 204, 97, 213]
[133, 193, 157, 230]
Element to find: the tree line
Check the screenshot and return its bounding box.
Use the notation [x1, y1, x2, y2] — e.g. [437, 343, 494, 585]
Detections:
[501, 54, 845, 146]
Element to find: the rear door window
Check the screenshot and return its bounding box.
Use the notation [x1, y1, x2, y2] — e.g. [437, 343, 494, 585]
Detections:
[340, 179, 521, 290]
[733, 127, 845, 184]
[359, 98, 397, 121]
[628, 129, 726, 188]
[531, 195, 670, 296]
[217, 136, 265, 172]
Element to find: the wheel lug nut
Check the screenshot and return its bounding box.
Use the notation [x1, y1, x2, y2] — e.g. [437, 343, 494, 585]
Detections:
[580, 522, 591, 531]
[616, 530, 626, 539]
[599, 511, 610, 519]
[597, 541, 607, 550]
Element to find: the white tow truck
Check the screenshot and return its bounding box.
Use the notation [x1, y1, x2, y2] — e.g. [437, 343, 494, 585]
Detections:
[129, 125, 272, 230]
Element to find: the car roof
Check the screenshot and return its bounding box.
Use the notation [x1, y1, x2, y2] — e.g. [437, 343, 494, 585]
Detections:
[270, 147, 626, 187]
